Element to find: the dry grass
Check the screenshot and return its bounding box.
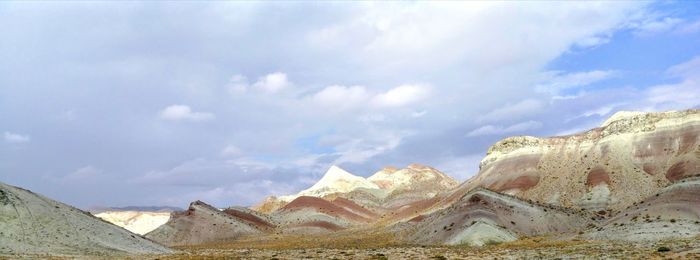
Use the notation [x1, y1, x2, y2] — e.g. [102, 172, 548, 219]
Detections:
[178, 229, 403, 251]
[491, 236, 590, 249]
[156, 234, 700, 260]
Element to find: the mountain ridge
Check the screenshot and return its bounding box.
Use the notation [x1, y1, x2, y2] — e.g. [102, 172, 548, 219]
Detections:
[20, 108, 699, 254]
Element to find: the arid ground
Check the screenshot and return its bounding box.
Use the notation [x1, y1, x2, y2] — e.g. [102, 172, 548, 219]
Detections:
[151, 232, 700, 259]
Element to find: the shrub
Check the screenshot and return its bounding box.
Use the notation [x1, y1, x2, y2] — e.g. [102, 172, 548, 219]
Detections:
[657, 246, 671, 252]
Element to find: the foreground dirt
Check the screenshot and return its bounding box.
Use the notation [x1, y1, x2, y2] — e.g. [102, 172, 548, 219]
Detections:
[144, 233, 700, 260]
[5, 235, 700, 259]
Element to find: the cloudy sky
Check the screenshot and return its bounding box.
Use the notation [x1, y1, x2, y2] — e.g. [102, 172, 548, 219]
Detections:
[1, 2, 699, 208]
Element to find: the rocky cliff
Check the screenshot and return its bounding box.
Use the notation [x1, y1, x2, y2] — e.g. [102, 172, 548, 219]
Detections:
[461, 109, 700, 213]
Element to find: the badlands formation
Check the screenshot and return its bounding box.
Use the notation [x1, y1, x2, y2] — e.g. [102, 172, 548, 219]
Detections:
[0, 182, 172, 256]
[94, 207, 176, 235]
[2, 109, 700, 258]
[146, 109, 700, 254]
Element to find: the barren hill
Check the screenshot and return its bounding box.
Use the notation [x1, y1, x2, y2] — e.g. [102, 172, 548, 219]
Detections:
[582, 177, 700, 241]
[449, 109, 700, 213]
[403, 188, 592, 246]
[0, 182, 171, 256]
[145, 201, 272, 246]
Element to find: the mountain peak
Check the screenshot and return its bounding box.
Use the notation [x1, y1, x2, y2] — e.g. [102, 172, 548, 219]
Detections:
[380, 166, 399, 173]
[407, 163, 430, 170]
[600, 111, 646, 127]
[369, 164, 458, 191]
[281, 165, 380, 200]
[321, 165, 356, 180]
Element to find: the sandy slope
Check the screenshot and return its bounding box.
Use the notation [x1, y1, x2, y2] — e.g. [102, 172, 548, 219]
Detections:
[404, 188, 592, 246]
[146, 201, 271, 246]
[95, 210, 171, 235]
[0, 182, 172, 256]
[582, 177, 700, 241]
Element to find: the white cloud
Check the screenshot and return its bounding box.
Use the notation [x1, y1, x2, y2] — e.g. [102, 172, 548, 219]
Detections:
[675, 20, 700, 34]
[129, 157, 311, 206]
[65, 165, 103, 181]
[158, 105, 215, 122]
[4, 131, 30, 143]
[133, 158, 239, 186]
[56, 110, 77, 121]
[536, 70, 615, 94]
[632, 17, 683, 36]
[227, 74, 249, 95]
[253, 72, 291, 93]
[307, 2, 647, 74]
[371, 84, 430, 107]
[466, 120, 542, 137]
[644, 82, 700, 111]
[227, 72, 293, 95]
[554, 123, 599, 136]
[581, 104, 623, 118]
[478, 99, 544, 122]
[332, 137, 402, 165]
[566, 102, 626, 123]
[310, 85, 369, 110]
[307, 83, 430, 111]
[358, 114, 385, 123]
[329, 131, 408, 165]
[411, 110, 427, 118]
[640, 56, 700, 111]
[552, 92, 587, 101]
[221, 145, 242, 157]
[0, 2, 665, 208]
[668, 56, 700, 77]
[435, 153, 484, 181]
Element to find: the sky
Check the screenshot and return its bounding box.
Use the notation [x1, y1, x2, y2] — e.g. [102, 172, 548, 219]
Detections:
[1, 1, 699, 209]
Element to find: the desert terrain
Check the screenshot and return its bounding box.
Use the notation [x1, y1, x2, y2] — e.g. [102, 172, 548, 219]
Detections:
[2, 110, 700, 259]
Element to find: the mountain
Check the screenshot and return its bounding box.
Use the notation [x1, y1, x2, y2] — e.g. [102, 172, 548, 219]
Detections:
[369, 164, 457, 192]
[253, 165, 386, 213]
[251, 195, 287, 214]
[281, 165, 383, 201]
[270, 196, 378, 234]
[94, 210, 172, 235]
[0, 182, 171, 256]
[145, 201, 273, 246]
[90, 206, 182, 214]
[403, 188, 593, 246]
[581, 176, 700, 241]
[448, 109, 700, 214]
[368, 164, 459, 207]
[253, 164, 458, 215]
[198, 164, 456, 237]
[108, 109, 700, 248]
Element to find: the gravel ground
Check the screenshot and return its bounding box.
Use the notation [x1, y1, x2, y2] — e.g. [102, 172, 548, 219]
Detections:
[149, 236, 700, 260]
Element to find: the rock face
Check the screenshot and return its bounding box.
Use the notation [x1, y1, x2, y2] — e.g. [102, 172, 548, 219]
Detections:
[368, 164, 459, 208]
[253, 164, 458, 217]
[145, 201, 272, 246]
[271, 196, 378, 234]
[255, 166, 387, 214]
[582, 177, 700, 241]
[95, 210, 171, 235]
[405, 188, 592, 246]
[251, 196, 288, 214]
[246, 164, 461, 237]
[0, 182, 172, 256]
[459, 109, 700, 212]
[369, 164, 457, 191]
